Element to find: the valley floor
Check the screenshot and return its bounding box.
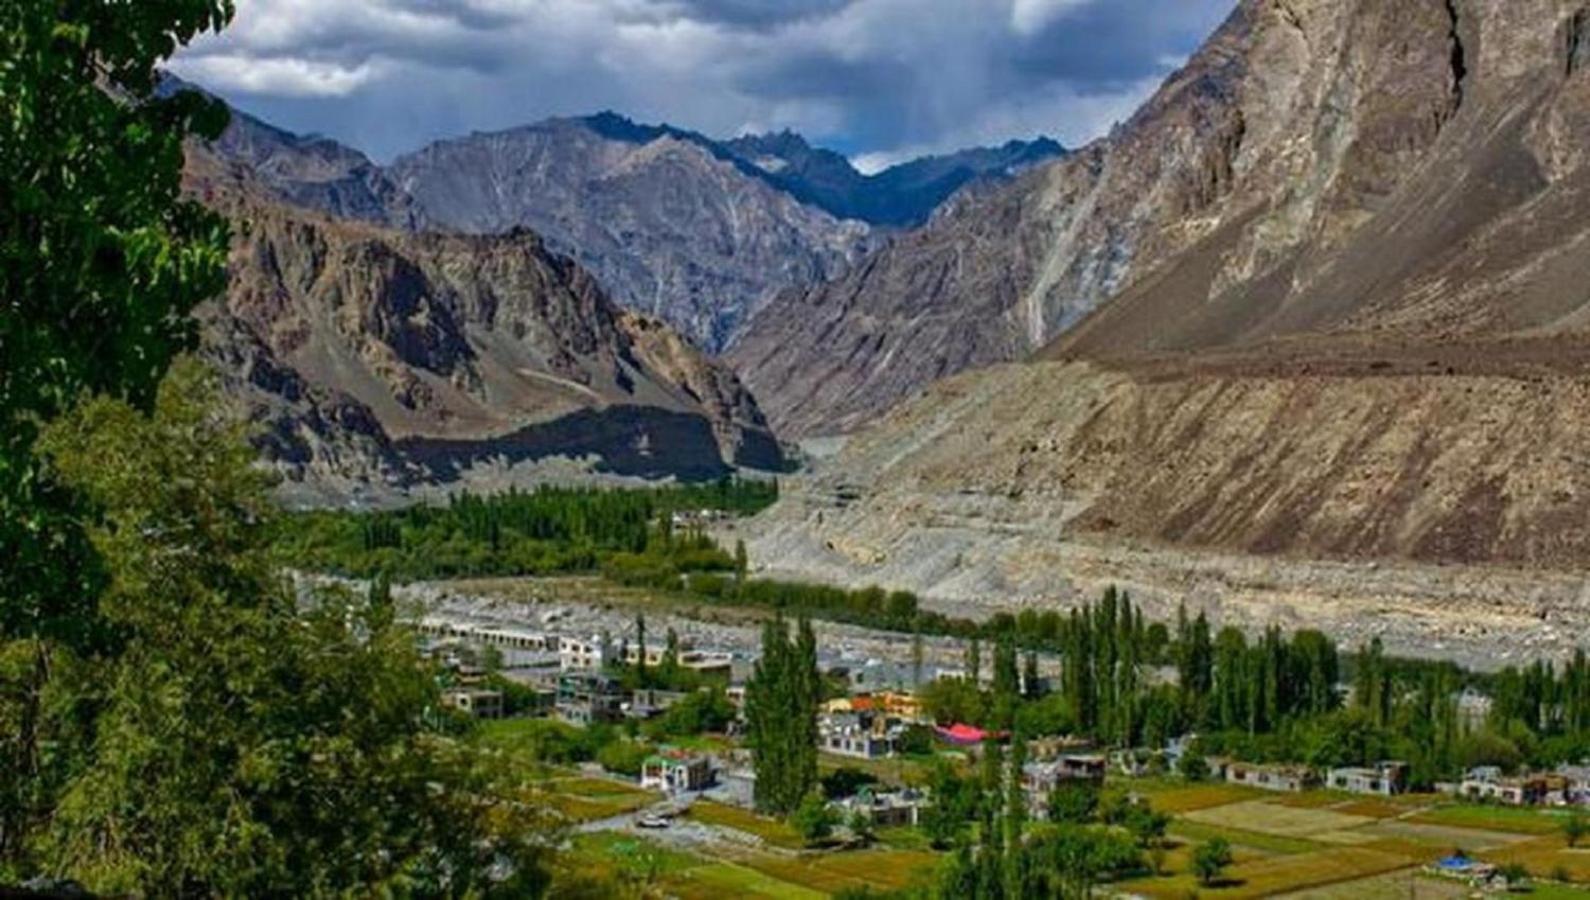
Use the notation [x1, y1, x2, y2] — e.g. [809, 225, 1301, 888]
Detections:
[727, 477, 1590, 673]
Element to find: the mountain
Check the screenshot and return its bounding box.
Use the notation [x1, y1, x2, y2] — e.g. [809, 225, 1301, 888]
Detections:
[387, 114, 877, 352]
[184, 131, 782, 503]
[732, 0, 1590, 664]
[723, 131, 1065, 227]
[162, 75, 424, 230]
[174, 82, 1063, 355]
[733, 0, 1590, 437]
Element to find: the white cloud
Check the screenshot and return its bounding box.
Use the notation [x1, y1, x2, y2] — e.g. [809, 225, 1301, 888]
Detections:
[1009, 0, 1091, 36]
[172, 55, 382, 97]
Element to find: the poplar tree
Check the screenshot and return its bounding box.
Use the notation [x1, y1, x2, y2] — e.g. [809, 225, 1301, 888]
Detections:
[745, 615, 819, 816]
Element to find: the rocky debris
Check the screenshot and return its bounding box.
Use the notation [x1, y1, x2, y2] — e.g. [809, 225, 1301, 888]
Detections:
[730, 359, 1590, 672]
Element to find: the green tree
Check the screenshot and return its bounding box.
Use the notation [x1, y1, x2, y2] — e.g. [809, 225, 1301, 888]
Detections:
[1567, 812, 1589, 849]
[744, 615, 819, 816]
[1122, 801, 1169, 849]
[634, 613, 649, 686]
[1, 0, 233, 863]
[734, 538, 749, 588]
[1046, 781, 1100, 825]
[1178, 741, 1210, 782]
[1193, 837, 1234, 886]
[790, 792, 837, 846]
[921, 760, 975, 849]
[27, 364, 563, 895]
[846, 808, 875, 846]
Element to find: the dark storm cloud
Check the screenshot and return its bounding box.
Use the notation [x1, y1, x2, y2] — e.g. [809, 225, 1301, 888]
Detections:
[171, 0, 1237, 164]
[660, 0, 859, 29]
[1010, 0, 1236, 85]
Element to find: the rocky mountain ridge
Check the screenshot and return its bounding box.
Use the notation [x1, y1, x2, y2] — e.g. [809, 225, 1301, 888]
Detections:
[722, 130, 1065, 227]
[387, 115, 876, 352]
[734, 0, 1583, 436]
[185, 138, 781, 503]
[732, 0, 1590, 659]
[178, 83, 1062, 353]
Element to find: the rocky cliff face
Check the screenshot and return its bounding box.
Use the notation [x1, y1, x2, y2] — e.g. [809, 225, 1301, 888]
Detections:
[735, 0, 1590, 437]
[734, 0, 1590, 658]
[164, 75, 425, 230]
[187, 146, 781, 502]
[388, 115, 876, 351]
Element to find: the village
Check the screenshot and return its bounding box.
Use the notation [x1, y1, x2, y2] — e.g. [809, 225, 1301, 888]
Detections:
[419, 606, 1590, 897]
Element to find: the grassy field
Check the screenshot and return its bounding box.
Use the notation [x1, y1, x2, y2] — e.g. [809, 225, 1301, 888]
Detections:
[546, 774, 657, 823]
[562, 830, 937, 897]
[1334, 798, 1413, 820]
[740, 850, 941, 895]
[686, 800, 807, 849]
[1134, 781, 1268, 813]
[1182, 798, 1376, 839]
[1169, 819, 1327, 856]
[1281, 870, 1471, 899]
[818, 750, 947, 788]
[670, 862, 827, 899]
[1122, 845, 1416, 899]
[1409, 803, 1571, 836]
[1482, 835, 1590, 882]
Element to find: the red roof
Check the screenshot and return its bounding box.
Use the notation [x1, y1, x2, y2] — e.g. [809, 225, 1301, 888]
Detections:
[936, 723, 1006, 745]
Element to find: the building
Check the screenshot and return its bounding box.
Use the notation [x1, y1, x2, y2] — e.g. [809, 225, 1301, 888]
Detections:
[1022, 756, 1107, 819]
[1227, 763, 1317, 793]
[1559, 765, 1590, 805]
[837, 788, 925, 828]
[1458, 768, 1563, 806]
[627, 688, 690, 719]
[820, 711, 899, 759]
[555, 672, 626, 726]
[1327, 761, 1409, 796]
[1028, 736, 1096, 761]
[935, 723, 1005, 747]
[441, 688, 505, 720]
[824, 692, 924, 722]
[560, 635, 609, 672]
[640, 749, 714, 793]
[1022, 757, 1107, 796]
[677, 649, 735, 679]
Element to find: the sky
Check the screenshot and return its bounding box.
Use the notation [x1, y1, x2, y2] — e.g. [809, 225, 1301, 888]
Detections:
[170, 0, 1236, 169]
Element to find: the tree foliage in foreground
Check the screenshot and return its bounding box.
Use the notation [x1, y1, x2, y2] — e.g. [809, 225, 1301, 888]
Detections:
[10, 364, 565, 894]
[2, 0, 236, 873]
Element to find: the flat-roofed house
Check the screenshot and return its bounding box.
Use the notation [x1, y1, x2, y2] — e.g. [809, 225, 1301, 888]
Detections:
[1327, 761, 1409, 796]
[1227, 763, 1317, 793]
[441, 688, 505, 720]
[640, 749, 714, 793]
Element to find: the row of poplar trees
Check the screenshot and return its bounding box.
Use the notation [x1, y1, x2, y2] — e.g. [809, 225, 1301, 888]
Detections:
[744, 615, 821, 815]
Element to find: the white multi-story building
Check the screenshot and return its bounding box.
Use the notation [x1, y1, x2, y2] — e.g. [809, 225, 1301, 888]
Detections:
[560, 635, 609, 671]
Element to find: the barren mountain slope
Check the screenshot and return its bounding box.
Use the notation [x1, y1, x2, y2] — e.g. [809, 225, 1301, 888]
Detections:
[735, 0, 1590, 661]
[388, 116, 876, 351]
[733, 360, 1590, 668]
[188, 149, 782, 500]
[735, 0, 1590, 436]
